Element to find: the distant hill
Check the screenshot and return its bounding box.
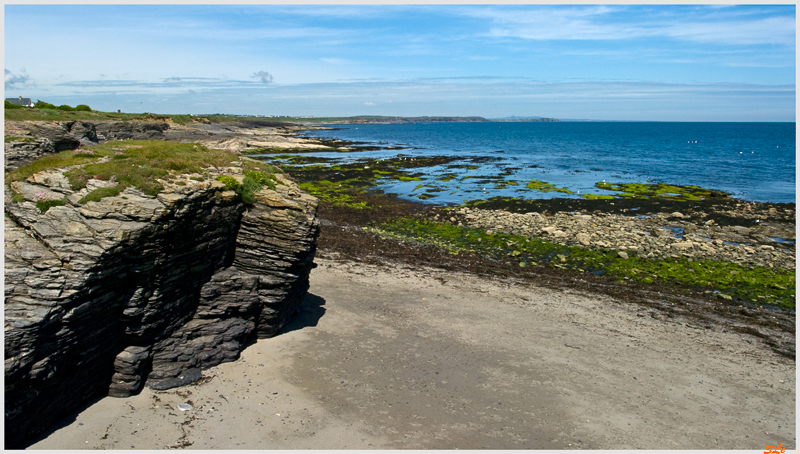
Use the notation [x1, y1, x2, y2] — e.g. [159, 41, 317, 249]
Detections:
[305, 116, 489, 124]
[297, 115, 561, 124]
[489, 116, 560, 122]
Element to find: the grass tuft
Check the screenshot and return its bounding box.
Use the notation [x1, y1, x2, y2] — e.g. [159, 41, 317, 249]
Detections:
[36, 198, 66, 213]
[79, 185, 124, 204]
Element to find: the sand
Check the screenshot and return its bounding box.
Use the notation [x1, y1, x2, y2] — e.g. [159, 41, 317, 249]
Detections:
[28, 258, 795, 450]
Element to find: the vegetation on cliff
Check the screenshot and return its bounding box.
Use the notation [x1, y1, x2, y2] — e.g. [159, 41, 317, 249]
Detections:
[6, 140, 283, 203]
[4, 103, 263, 124]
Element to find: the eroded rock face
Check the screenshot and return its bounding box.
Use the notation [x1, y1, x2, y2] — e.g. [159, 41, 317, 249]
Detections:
[4, 120, 172, 171]
[94, 121, 169, 141]
[4, 138, 56, 170]
[4, 168, 318, 447]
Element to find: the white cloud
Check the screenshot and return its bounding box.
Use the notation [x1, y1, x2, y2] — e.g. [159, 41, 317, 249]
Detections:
[321, 58, 351, 65]
[364, 102, 376, 106]
[461, 6, 795, 46]
[662, 16, 795, 46]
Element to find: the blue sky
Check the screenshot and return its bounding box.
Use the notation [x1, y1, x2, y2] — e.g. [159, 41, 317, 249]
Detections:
[4, 5, 796, 121]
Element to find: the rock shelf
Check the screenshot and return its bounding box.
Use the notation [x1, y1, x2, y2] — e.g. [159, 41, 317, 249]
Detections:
[438, 206, 795, 270]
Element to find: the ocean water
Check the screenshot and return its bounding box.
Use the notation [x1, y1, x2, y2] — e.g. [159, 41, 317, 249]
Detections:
[296, 122, 796, 204]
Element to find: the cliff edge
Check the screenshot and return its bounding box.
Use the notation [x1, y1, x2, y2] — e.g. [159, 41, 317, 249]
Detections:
[4, 131, 319, 448]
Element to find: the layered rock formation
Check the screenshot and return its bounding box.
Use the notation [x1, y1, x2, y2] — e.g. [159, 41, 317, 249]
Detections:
[5, 160, 319, 447]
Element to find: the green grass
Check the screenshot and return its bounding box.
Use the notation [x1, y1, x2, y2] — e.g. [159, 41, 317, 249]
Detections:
[8, 140, 282, 202]
[369, 218, 796, 309]
[79, 185, 124, 204]
[36, 198, 66, 213]
[5, 136, 37, 143]
[4, 106, 282, 125]
[216, 171, 282, 205]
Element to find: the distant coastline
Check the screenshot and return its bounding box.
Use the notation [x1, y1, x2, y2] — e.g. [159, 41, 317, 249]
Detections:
[303, 116, 561, 124]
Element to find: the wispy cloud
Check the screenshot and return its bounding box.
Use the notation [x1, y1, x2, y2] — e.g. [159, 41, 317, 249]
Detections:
[461, 6, 795, 46]
[56, 77, 266, 92]
[5, 69, 33, 89]
[661, 16, 795, 46]
[320, 58, 351, 65]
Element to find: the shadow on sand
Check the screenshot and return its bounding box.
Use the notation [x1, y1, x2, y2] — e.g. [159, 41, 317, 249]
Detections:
[20, 293, 327, 448]
[278, 292, 327, 336]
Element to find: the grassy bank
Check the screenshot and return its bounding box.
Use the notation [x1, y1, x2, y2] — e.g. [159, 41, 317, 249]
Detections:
[4, 105, 284, 125]
[6, 140, 282, 204]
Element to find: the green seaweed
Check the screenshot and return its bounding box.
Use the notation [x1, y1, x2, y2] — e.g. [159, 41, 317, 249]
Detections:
[369, 218, 795, 309]
[593, 181, 729, 201]
[397, 175, 423, 182]
[580, 194, 615, 200]
[525, 180, 573, 194]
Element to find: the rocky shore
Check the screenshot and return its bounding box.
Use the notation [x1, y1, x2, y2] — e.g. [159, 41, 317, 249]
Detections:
[437, 205, 795, 270]
[4, 119, 325, 169]
[4, 116, 795, 448]
[4, 121, 320, 447]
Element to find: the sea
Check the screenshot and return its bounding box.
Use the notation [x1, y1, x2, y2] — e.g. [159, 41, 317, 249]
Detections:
[295, 122, 796, 205]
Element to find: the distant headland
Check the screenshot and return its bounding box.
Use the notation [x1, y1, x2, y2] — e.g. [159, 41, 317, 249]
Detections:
[302, 115, 561, 124]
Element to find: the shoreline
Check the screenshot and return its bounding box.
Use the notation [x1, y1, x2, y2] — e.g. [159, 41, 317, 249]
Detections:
[291, 122, 796, 206]
[28, 258, 796, 449]
[6, 117, 795, 448]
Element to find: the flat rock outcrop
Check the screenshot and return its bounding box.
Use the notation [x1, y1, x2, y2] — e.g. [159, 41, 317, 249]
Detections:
[4, 120, 326, 172]
[439, 206, 795, 270]
[4, 160, 319, 447]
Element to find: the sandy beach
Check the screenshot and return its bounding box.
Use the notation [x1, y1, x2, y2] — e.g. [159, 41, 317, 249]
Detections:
[28, 258, 795, 450]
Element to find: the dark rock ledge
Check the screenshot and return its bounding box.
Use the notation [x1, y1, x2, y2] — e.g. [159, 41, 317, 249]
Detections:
[4, 162, 319, 447]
